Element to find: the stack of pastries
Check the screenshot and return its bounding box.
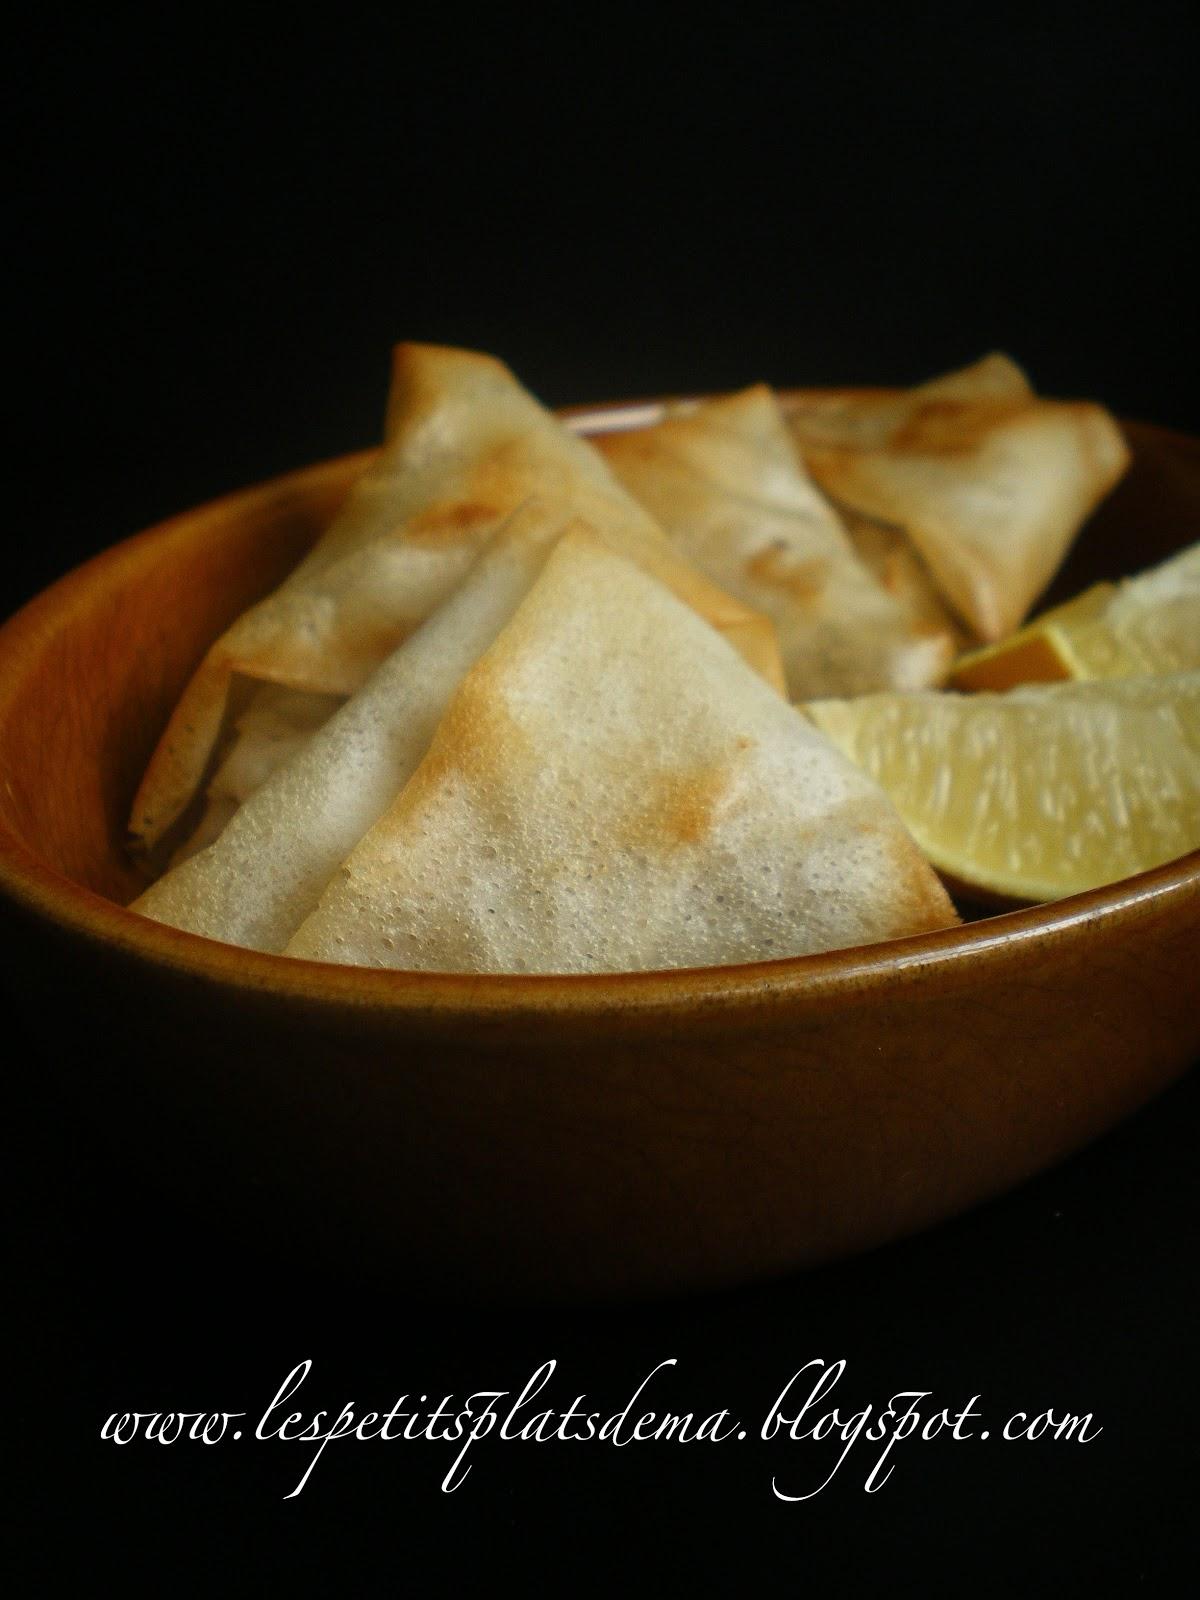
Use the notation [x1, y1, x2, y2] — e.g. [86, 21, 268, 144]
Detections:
[129, 344, 1131, 972]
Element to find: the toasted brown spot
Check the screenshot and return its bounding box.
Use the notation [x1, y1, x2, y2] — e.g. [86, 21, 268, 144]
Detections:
[878, 552, 907, 595]
[382, 651, 537, 843]
[746, 542, 830, 606]
[600, 431, 660, 465]
[405, 498, 507, 545]
[889, 397, 1029, 455]
[624, 742, 756, 850]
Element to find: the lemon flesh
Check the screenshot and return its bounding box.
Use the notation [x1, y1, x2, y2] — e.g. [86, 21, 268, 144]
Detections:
[806, 673, 1200, 903]
[951, 543, 1200, 691]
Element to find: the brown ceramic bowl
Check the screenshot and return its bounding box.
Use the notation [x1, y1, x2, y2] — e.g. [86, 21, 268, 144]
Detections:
[1, 395, 1196, 1299]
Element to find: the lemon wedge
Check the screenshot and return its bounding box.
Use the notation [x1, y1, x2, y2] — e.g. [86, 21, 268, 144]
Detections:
[806, 674, 1200, 902]
[950, 544, 1200, 690]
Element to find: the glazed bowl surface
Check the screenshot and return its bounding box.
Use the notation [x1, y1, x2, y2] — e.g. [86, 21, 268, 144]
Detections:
[1, 393, 1196, 1298]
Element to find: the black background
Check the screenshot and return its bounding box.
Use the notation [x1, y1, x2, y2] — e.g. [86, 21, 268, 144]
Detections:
[8, 6, 1198, 1593]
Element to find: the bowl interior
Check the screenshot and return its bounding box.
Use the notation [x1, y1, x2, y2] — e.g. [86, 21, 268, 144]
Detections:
[0, 401, 1196, 950]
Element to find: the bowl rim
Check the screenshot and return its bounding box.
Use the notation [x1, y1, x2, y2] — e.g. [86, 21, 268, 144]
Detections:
[0, 392, 1197, 1020]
